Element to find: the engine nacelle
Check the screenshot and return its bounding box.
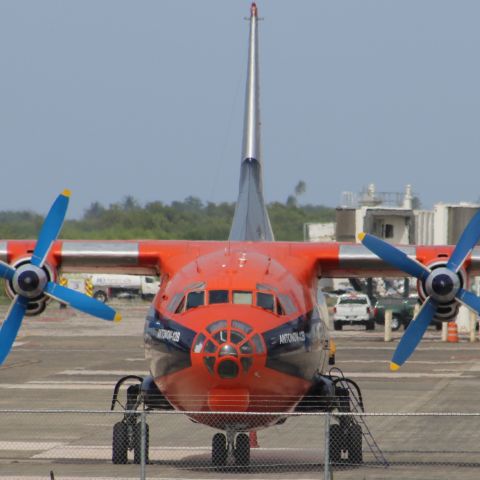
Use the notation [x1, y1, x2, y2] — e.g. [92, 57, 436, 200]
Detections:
[416, 260, 466, 322]
[4, 258, 57, 316]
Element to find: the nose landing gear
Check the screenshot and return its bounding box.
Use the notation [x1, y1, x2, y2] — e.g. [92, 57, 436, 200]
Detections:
[211, 431, 251, 468]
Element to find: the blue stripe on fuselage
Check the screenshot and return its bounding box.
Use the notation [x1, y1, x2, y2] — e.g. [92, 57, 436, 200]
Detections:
[262, 308, 326, 380]
[145, 307, 196, 378]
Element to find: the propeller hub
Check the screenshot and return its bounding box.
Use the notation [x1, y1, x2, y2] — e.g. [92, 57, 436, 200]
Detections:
[18, 271, 40, 291]
[12, 264, 48, 299]
[431, 274, 454, 296]
[425, 267, 459, 303]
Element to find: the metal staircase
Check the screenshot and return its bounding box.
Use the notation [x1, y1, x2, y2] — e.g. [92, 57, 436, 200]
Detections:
[330, 367, 389, 467]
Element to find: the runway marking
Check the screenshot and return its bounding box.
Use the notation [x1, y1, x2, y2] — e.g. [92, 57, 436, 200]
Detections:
[343, 372, 473, 379]
[29, 445, 318, 461]
[28, 380, 116, 385]
[467, 363, 480, 372]
[338, 360, 469, 364]
[0, 383, 113, 390]
[0, 441, 62, 450]
[344, 346, 478, 351]
[58, 370, 148, 376]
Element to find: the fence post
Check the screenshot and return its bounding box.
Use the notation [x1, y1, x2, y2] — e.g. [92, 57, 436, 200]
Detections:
[442, 321, 448, 342]
[324, 412, 331, 480]
[470, 310, 477, 343]
[140, 410, 146, 480]
[384, 310, 392, 342]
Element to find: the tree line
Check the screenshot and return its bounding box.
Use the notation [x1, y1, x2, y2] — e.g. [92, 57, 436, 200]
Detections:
[0, 195, 335, 241]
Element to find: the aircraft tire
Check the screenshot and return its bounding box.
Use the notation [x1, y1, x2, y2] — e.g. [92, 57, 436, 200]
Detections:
[328, 424, 342, 463]
[212, 433, 227, 467]
[347, 423, 363, 464]
[133, 422, 150, 465]
[112, 422, 128, 464]
[234, 433, 250, 466]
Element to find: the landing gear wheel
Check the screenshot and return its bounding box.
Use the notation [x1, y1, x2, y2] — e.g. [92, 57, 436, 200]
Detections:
[347, 423, 363, 464]
[133, 422, 150, 465]
[334, 321, 343, 331]
[212, 433, 227, 467]
[234, 433, 250, 466]
[329, 424, 342, 464]
[112, 422, 128, 464]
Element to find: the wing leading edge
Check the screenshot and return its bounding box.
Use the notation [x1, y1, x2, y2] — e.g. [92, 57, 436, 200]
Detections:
[4, 240, 480, 279]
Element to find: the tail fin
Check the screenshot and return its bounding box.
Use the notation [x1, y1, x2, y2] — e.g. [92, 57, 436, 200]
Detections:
[229, 3, 274, 242]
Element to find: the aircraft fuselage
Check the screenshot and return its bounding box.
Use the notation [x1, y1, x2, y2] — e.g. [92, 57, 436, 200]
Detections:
[144, 245, 331, 430]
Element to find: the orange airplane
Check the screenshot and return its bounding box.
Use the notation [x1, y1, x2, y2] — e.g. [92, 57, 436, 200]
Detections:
[2, 2, 480, 467]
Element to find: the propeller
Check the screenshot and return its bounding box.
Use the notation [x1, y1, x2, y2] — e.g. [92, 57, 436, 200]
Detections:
[359, 209, 480, 370]
[0, 190, 121, 365]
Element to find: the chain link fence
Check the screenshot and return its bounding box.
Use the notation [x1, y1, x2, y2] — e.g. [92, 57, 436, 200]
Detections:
[1, 410, 480, 479]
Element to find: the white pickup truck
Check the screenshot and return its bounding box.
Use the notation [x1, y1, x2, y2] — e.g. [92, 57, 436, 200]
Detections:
[333, 293, 375, 331]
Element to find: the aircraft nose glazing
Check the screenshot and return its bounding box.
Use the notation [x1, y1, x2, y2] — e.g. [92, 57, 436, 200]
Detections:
[192, 319, 266, 380]
[219, 344, 238, 357]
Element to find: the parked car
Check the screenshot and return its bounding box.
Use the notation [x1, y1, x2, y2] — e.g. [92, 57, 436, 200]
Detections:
[374, 296, 442, 331]
[333, 293, 375, 330]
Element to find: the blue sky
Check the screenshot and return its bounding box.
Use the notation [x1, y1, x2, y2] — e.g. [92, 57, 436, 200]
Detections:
[1, 1, 480, 217]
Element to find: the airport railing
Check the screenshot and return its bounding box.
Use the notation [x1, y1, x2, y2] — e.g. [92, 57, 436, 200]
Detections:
[1, 409, 480, 479]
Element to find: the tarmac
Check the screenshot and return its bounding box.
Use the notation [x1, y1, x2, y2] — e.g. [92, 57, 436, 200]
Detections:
[1, 301, 480, 479]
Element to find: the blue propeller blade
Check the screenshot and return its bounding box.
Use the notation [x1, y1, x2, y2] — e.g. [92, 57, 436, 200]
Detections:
[359, 233, 430, 281]
[31, 190, 71, 268]
[0, 260, 15, 281]
[446, 210, 480, 273]
[44, 282, 121, 322]
[391, 297, 437, 370]
[456, 288, 480, 314]
[0, 296, 28, 364]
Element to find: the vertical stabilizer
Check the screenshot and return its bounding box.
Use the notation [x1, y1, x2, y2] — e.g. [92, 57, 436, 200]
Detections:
[229, 3, 274, 241]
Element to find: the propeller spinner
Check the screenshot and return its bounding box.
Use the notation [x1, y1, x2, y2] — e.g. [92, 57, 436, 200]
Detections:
[0, 190, 121, 365]
[359, 209, 480, 370]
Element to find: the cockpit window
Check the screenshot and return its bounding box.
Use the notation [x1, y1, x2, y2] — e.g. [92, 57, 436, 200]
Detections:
[168, 293, 184, 312]
[175, 296, 186, 313]
[256, 292, 275, 312]
[186, 291, 205, 310]
[233, 291, 252, 305]
[209, 290, 229, 304]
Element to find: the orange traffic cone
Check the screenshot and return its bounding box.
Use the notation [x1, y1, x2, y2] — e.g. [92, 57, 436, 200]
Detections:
[447, 322, 459, 343]
[249, 430, 259, 448]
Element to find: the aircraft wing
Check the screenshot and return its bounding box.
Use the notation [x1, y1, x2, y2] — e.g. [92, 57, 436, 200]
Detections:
[0, 240, 228, 275]
[3, 239, 480, 278]
[289, 242, 480, 278]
